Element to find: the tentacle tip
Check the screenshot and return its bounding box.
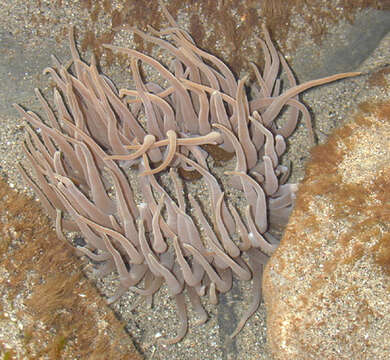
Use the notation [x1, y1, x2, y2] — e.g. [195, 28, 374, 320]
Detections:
[194, 317, 208, 327]
[102, 43, 114, 50]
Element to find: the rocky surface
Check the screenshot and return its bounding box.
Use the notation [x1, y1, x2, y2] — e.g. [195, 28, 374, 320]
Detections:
[263, 100, 390, 360]
[0, 177, 142, 359]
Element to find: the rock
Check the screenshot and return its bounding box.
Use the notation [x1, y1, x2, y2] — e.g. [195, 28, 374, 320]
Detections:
[262, 101, 390, 360]
[290, 9, 390, 80]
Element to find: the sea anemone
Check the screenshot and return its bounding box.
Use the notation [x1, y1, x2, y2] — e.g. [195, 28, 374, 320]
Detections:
[14, 1, 359, 344]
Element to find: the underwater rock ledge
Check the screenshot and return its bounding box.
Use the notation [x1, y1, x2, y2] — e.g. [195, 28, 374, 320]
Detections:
[263, 100, 390, 360]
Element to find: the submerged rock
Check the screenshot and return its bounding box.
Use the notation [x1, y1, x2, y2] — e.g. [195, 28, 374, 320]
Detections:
[263, 101, 390, 360]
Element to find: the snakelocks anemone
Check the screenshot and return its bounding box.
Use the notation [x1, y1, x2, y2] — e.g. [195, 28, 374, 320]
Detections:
[14, 1, 359, 344]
